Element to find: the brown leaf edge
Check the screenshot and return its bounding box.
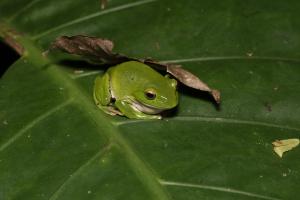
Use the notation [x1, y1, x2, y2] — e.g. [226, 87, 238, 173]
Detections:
[100, 0, 108, 9]
[48, 35, 129, 64]
[49, 35, 221, 103]
[0, 23, 24, 55]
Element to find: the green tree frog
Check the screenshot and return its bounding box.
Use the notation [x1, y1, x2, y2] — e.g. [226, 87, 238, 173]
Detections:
[93, 61, 178, 119]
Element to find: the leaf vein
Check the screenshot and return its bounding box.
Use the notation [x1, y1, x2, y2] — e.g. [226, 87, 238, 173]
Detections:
[71, 70, 100, 79]
[0, 99, 72, 152]
[162, 56, 300, 63]
[7, 0, 41, 22]
[70, 55, 300, 79]
[116, 116, 300, 132]
[32, 0, 158, 40]
[159, 180, 282, 200]
[48, 142, 113, 200]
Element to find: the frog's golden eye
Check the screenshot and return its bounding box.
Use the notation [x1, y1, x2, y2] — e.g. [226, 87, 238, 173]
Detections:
[144, 88, 157, 100]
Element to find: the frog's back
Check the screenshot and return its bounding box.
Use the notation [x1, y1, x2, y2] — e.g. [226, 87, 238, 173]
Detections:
[109, 61, 164, 98]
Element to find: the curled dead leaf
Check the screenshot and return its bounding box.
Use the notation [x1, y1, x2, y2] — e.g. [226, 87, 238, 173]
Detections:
[144, 59, 221, 103]
[50, 35, 129, 64]
[49, 35, 221, 103]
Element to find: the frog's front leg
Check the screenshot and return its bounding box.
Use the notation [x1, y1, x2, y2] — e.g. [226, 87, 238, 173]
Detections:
[93, 74, 123, 116]
[115, 98, 161, 119]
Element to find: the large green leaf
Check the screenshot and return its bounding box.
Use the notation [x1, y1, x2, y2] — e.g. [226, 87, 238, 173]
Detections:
[1, 0, 300, 199]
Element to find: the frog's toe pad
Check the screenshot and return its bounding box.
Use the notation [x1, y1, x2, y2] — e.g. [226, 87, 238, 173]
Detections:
[96, 104, 123, 116]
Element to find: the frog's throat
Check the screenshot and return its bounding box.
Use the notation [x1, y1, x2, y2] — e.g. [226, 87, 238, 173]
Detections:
[132, 100, 165, 114]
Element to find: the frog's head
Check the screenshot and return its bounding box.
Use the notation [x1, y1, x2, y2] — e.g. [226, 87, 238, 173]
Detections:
[133, 76, 178, 114]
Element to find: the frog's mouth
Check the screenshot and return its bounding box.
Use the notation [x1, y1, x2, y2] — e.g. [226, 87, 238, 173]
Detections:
[132, 101, 165, 114]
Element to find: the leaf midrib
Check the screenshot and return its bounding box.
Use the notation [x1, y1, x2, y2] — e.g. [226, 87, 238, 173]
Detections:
[4, 32, 171, 200]
[47, 53, 172, 200]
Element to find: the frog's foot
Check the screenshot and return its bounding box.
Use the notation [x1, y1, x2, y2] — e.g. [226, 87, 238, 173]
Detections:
[96, 103, 123, 116]
[115, 98, 161, 120]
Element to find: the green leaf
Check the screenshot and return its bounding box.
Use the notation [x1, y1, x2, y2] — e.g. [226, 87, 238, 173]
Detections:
[1, 0, 300, 200]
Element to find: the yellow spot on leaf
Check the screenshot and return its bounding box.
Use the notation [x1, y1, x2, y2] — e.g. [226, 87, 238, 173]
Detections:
[272, 138, 300, 158]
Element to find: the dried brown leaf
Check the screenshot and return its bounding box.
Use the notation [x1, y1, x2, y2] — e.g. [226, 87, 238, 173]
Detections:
[144, 60, 221, 103]
[49, 35, 221, 103]
[49, 35, 129, 64]
[0, 24, 24, 55]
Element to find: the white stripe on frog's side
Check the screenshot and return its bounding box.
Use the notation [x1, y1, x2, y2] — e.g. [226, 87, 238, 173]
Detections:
[132, 100, 164, 114]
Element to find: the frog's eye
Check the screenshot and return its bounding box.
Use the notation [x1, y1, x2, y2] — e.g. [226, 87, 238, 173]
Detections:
[144, 88, 157, 100]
